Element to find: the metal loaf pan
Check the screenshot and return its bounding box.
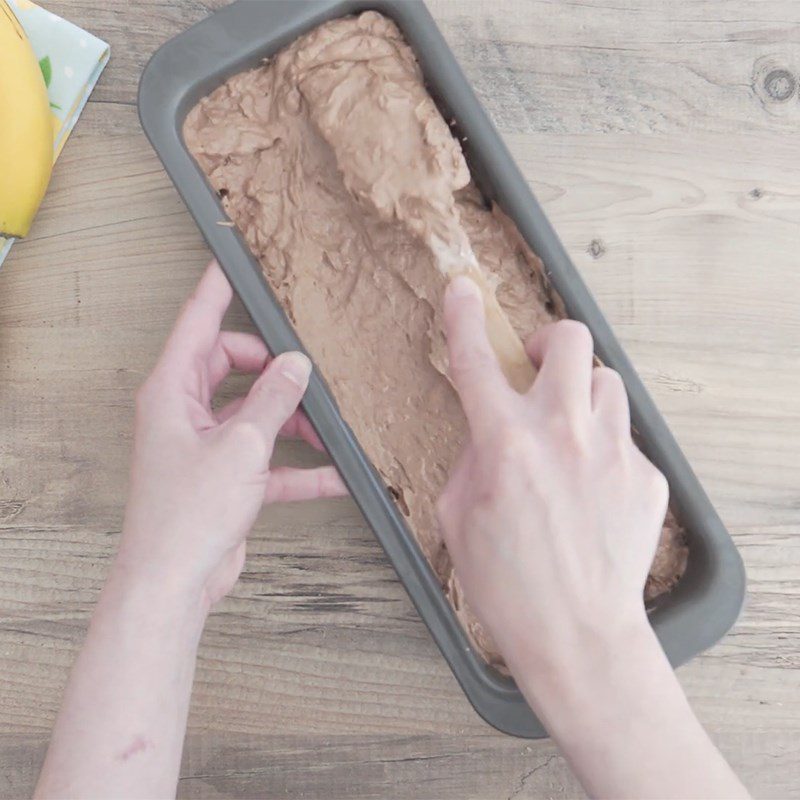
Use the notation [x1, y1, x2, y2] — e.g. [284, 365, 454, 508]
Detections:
[138, 0, 746, 738]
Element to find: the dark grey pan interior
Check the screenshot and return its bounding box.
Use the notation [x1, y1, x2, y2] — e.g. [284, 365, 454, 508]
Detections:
[138, 0, 745, 738]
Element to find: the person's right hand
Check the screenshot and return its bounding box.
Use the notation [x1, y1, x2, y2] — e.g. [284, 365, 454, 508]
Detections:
[437, 275, 669, 681]
[437, 276, 750, 800]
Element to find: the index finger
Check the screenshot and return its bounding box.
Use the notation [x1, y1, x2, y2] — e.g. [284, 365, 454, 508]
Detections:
[443, 276, 511, 435]
[160, 260, 233, 372]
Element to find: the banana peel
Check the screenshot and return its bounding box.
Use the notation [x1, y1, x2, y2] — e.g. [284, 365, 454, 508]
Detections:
[0, 0, 53, 238]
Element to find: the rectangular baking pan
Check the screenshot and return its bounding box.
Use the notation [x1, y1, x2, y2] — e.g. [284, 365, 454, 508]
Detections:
[138, 0, 746, 738]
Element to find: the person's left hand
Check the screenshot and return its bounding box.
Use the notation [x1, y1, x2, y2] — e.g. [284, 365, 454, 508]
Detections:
[115, 261, 347, 611]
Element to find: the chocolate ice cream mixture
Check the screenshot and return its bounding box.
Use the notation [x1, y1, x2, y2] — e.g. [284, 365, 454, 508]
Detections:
[184, 11, 688, 671]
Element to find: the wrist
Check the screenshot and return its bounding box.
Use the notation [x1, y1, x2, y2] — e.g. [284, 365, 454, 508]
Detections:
[103, 552, 210, 643]
[508, 604, 661, 727]
[113, 522, 215, 609]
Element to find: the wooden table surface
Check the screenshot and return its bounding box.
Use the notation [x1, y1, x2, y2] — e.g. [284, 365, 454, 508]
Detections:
[1, 1, 799, 797]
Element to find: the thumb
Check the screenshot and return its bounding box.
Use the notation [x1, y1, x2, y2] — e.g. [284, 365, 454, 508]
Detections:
[229, 351, 312, 454]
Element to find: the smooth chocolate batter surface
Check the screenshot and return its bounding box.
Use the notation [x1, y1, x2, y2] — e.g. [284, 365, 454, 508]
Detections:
[184, 11, 688, 671]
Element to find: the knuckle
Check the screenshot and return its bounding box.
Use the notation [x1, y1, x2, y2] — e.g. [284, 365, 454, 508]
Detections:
[494, 425, 537, 469]
[449, 344, 493, 379]
[226, 420, 268, 459]
[608, 431, 632, 458]
[555, 318, 593, 349]
[651, 469, 670, 501]
[257, 372, 302, 410]
[611, 441, 634, 475]
[641, 462, 669, 502]
[563, 425, 588, 456]
[596, 366, 624, 389]
[549, 411, 588, 454]
[228, 419, 261, 440]
[468, 491, 502, 532]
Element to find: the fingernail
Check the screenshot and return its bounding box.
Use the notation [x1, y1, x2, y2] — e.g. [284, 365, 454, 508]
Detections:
[448, 274, 479, 299]
[279, 352, 312, 388]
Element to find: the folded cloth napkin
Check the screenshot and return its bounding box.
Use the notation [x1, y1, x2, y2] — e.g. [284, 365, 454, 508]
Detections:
[0, 0, 109, 268]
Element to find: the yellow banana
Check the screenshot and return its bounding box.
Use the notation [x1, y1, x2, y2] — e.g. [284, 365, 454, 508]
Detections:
[0, 0, 53, 238]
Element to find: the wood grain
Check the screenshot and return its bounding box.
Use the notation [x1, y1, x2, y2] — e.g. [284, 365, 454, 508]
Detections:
[1, 0, 799, 797]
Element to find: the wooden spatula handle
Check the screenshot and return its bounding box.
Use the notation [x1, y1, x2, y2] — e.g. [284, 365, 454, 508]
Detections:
[429, 235, 536, 393]
[468, 269, 536, 393]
